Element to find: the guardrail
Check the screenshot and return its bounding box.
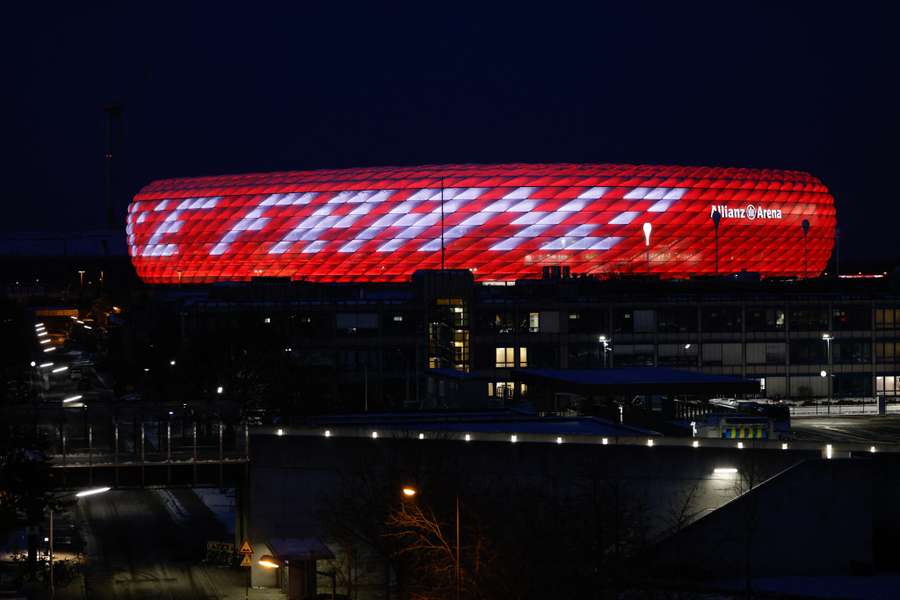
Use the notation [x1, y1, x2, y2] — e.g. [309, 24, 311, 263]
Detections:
[790, 400, 900, 417]
[255, 426, 899, 459]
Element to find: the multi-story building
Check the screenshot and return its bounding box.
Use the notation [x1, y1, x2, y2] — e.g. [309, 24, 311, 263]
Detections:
[145, 270, 899, 411]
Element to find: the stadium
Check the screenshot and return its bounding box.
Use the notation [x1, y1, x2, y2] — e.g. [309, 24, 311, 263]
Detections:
[127, 163, 836, 283]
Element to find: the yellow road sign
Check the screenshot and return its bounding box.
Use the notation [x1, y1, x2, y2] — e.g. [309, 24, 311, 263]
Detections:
[240, 554, 253, 567]
[239, 540, 253, 555]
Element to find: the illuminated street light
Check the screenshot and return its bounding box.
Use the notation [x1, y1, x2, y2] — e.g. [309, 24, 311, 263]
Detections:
[50, 486, 110, 596]
[43, 347, 56, 353]
[51, 366, 68, 373]
[30, 361, 36, 367]
[258, 555, 279, 569]
[821, 333, 833, 415]
[401, 485, 461, 599]
[39, 362, 53, 368]
[170, 360, 176, 366]
[713, 467, 738, 475]
[62, 395, 83, 404]
[216, 386, 223, 394]
[75, 486, 110, 498]
[642, 222, 652, 273]
[598, 335, 612, 368]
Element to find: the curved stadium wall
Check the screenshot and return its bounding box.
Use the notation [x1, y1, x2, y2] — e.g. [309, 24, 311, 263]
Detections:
[127, 163, 836, 283]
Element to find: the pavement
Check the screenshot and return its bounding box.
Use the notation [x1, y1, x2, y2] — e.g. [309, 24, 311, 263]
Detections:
[69, 489, 284, 600]
[791, 414, 900, 444]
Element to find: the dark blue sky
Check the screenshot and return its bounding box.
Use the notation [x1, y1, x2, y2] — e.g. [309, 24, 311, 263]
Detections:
[3, 2, 898, 259]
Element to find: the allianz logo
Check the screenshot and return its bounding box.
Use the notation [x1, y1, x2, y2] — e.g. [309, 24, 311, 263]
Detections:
[710, 204, 783, 221]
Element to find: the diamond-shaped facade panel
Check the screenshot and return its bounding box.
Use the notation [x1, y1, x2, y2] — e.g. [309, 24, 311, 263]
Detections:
[127, 164, 836, 284]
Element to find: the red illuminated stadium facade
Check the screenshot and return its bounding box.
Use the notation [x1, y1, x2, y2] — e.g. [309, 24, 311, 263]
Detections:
[127, 164, 836, 284]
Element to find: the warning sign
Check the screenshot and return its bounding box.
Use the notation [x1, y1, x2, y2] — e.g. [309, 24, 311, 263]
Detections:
[239, 540, 253, 555]
[240, 554, 253, 567]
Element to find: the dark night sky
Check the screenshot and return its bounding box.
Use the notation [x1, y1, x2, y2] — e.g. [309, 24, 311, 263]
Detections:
[2, 2, 898, 260]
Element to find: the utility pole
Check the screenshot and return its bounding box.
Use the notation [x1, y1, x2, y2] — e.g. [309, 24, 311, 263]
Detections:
[456, 495, 461, 600]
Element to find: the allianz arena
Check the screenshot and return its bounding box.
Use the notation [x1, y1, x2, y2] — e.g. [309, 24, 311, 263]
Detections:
[127, 164, 836, 284]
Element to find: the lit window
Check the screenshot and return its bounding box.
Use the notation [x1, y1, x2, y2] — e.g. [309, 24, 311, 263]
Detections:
[393, 315, 403, 322]
[495, 347, 515, 368]
[491, 381, 515, 400]
[529, 312, 539, 332]
[519, 347, 528, 367]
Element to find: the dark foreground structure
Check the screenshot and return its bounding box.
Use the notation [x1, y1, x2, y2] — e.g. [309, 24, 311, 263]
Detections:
[245, 425, 900, 599]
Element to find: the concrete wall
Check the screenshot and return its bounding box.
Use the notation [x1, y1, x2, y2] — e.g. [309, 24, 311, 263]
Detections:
[247, 433, 818, 594]
[650, 458, 878, 577]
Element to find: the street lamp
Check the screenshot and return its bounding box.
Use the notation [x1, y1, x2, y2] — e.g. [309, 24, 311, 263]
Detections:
[402, 485, 460, 600]
[642, 222, 653, 273]
[598, 335, 611, 368]
[49, 487, 110, 597]
[258, 555, 279, 569]
[822, 333, 833, 414]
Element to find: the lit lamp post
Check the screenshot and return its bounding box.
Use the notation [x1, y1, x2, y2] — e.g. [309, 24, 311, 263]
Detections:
[402, 485, 460, 600]
[598, 335, 611, 368]
[822, 333, 833, 415]
[642, 222, 652, 274]
[50, 486, 111, 598]
[258, 554, 279, 569]
[711, 209, 721, 275]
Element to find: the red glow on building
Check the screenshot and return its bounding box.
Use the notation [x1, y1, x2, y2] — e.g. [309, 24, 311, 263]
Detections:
[127, 163, 836, 284]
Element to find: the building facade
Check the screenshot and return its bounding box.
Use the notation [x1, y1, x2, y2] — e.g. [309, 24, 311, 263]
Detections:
[142, 271, 899, 411]
[127, 163, 835, 283]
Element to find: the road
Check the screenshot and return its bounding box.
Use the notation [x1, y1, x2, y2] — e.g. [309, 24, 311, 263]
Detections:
[791, 415, 900, 444]
[78, 489, 243, 600]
